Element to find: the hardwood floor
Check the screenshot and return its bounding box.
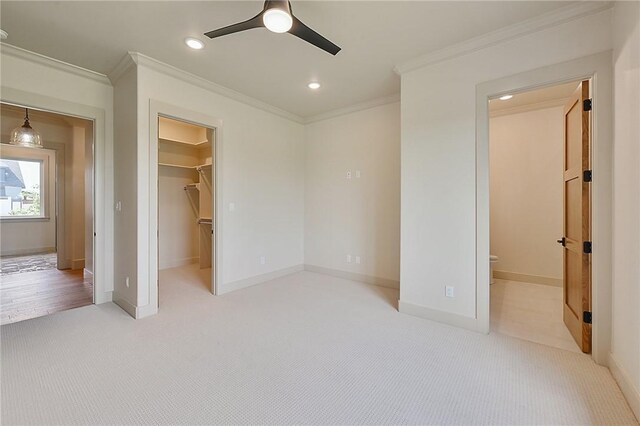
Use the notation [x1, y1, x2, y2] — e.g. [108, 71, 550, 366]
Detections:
[1, 269, 93, 326]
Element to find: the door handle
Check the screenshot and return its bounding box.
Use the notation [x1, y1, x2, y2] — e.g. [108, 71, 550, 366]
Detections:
[557, 237, 566, 246]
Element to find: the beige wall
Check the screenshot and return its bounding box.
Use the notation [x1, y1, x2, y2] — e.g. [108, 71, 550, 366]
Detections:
[489, 106, 564, 282]
[304, 102, 401, 284]
[399, 8, 611, 321]
[610, 0, 640, 420]
[1, 43, 114, 303]
[112, 55, 305, 313]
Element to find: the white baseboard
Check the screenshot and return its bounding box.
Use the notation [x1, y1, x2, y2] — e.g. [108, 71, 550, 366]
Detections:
[159, 257, 198, 270]
[608, 352, 640, 422]
[94, 290, 112, 305]
[0, 247, 56, 257]
[304, 264, 399, 289]
[113, 294, 137, 319]
[219, 264, 304, 295]
[494, 270, 562, 287]
[71, 258, 85, 270]
[398, 300, 487, 333]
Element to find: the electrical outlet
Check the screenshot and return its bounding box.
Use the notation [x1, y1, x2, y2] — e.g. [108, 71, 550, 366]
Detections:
[346, 170, 352, 179]
[125, 276, 130, 288]
[355, 256, 361, 264]
[115, 201, 122, 212]
[260, 256, 266, 265]
[445, 286, 455, 298]
[346, 254, 352, 263]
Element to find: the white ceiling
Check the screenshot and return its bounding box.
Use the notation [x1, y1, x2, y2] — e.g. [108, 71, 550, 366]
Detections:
[1, 1, 575, 118]
[489, 81, 580, 113]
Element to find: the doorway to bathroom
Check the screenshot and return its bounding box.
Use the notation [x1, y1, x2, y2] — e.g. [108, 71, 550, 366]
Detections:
[488, 80, 592, 354]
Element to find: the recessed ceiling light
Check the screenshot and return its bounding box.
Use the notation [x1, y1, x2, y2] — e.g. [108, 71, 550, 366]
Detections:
[185, 38, 204, 50]
[308, 82, 321, 90]
[0, 30, 8, 40]
[499, 95, 513, 101]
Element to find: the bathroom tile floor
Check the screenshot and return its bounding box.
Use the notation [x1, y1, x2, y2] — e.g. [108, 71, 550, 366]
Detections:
[490, 279, 582, 353]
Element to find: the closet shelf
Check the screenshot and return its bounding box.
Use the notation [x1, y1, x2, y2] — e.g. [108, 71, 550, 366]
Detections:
[159, 162, 198, 170]
[159, 137, 210, 148]
[198, 218, 212, 225]
[159, 162, 212, 170]
[184, 183, 200, 191]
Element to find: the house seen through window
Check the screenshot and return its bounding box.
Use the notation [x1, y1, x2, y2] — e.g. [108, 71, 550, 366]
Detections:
[0, 158, 43, 218]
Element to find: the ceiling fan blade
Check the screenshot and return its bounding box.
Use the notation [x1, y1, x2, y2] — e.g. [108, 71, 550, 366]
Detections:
[204, 13, 264, 39]
[289, 16, 341, 55]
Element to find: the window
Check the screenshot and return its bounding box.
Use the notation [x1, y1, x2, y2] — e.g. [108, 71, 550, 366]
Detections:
[0, 158, 45, 218]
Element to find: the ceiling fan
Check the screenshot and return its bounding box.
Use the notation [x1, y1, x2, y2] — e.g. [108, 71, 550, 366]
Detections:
[204, 0, 341, 56]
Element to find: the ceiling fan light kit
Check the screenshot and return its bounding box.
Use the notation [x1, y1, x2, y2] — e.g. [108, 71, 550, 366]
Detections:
[204, 0, 341, 55]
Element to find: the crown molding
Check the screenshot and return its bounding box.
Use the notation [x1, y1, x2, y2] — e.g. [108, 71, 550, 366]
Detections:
[107, 52, 137, 85]
[394, 1, 613, 75]
[489, 98, 568, 118]
[125, 52, 304, 124]
[0, 43, 111, 86]
[303, 93, 400, 124]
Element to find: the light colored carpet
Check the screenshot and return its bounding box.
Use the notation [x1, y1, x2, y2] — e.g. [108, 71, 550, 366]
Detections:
[491, 279, 581, 353]
[1, 265, 637, 425]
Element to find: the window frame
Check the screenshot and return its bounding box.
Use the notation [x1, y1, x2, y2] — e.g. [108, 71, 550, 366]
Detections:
[0, 144, 53, 222]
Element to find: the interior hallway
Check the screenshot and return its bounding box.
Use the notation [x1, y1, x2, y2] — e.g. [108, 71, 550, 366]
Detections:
[1, 265, 636, 425]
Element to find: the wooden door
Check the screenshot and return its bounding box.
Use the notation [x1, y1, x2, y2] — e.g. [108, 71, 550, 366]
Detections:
[561, 80, 592, 353]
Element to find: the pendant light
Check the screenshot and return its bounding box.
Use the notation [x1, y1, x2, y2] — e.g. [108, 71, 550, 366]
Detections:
[10, 108, 42, 148]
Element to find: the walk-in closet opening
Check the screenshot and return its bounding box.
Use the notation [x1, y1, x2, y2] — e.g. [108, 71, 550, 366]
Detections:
[157, 116, 215, 302]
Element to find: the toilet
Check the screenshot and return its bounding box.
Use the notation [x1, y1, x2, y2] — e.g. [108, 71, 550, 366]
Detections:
[490, 255, 498, 284]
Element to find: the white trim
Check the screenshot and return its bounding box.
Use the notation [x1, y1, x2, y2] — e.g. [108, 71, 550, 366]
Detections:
[476, 51, 614, 364]
[219, 264, 304, 295]
[0, 87, 113, 305]
[0, 247, 55, 257]
[130, 52, 304, 124]
[303, 94, 400, 124]
[107, 53, 137, 85]
[398, 300, 485, 332]
[304, 264, 399, 289]
[493, 270, 563, 287]
[71, 258, 85, 270]
[113, 296, 137, 318]
[489, 98, 568, 118]
[394, 2, 613, 75]
[159, 257, 198, 271]
[146, 100, 224, 318]
[609, 353, 640, 422]
[0, 43, 111, 86]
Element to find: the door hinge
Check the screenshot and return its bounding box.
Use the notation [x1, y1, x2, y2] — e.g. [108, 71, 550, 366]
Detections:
[583, 311, 592, 324]
[583, 241, 592, 254]
[583, 98, 592, 111]
[583, 170, 592, 182]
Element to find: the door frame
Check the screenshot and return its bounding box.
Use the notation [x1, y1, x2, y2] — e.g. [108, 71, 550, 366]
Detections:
[475, 51, 613, 364]
[0, 91, 106, 303]
[147, 100, 223, 314]
[46, 141, 68, 270]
